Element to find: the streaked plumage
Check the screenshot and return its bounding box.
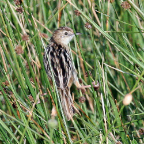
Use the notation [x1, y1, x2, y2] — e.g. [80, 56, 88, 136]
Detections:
[44, 27, 80, 120]
[44, 43, 75, 89]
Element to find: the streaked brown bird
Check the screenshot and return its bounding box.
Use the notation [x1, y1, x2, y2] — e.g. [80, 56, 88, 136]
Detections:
[43, 27, 86, 120]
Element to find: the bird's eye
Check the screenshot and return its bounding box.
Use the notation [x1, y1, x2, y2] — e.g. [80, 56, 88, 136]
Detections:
[64, 32, 68, 35]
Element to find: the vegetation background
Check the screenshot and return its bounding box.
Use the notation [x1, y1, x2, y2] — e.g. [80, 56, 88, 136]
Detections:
[0, 0, 144, 143]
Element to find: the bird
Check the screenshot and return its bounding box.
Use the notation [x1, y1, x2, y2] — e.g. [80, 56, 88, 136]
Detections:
[43, 27, 87, 120]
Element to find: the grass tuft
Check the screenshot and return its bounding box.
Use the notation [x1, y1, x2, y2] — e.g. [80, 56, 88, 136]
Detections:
[0, 0, 144, 143]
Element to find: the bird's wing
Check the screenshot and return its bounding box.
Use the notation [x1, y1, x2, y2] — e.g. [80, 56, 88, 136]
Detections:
[43, 45, 74, 89]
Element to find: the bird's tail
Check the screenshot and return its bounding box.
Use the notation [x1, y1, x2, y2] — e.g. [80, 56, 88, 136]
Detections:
[58, 87, 74, 121]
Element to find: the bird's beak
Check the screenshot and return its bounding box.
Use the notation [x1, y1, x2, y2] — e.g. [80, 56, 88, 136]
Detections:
[75, 32, 82, 35]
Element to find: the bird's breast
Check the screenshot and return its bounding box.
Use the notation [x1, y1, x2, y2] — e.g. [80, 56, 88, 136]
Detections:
[44, 45, 74, 89]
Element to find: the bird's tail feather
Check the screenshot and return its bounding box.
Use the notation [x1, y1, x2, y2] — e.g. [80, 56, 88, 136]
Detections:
[58, 87, 74, 121]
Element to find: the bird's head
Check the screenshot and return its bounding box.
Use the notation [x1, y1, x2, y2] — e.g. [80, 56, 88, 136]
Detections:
[52, 27, 81, 45]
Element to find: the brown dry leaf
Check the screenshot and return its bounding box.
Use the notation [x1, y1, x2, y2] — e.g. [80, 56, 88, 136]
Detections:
[85, 22, 92, 29]
[121, 1, 131, 9]
[28, 95, 34, 103]
[15, 45, 24, 54]
[74, 10, 81, 16]
[79, 96, 86, 103]
[14, 0, 23, 5]
[22, 34, 29, 41]
[16, 7, 23, 14]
